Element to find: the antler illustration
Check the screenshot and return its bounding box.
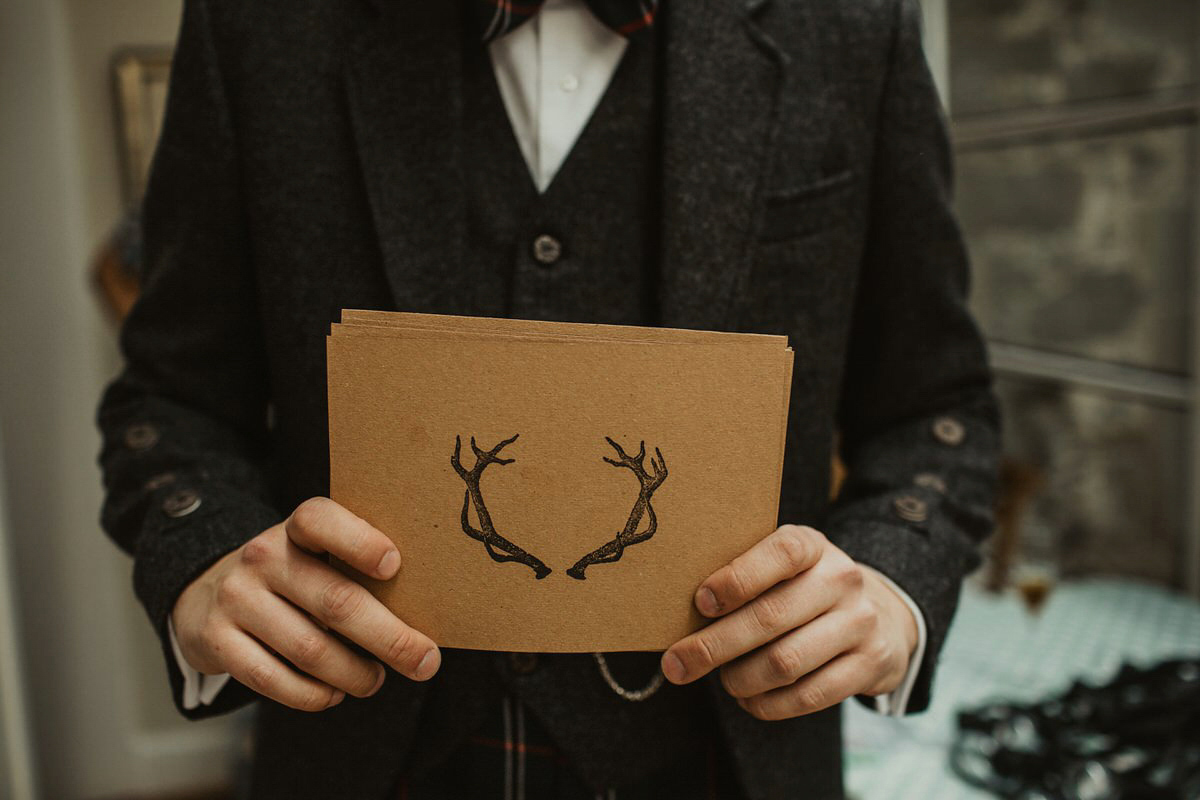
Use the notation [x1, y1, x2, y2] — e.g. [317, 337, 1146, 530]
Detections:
[567, 438, 668, 580]
[451, 434, 551, 579]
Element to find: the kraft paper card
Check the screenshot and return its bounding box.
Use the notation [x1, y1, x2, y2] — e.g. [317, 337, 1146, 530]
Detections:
[328, 311, 793, 652]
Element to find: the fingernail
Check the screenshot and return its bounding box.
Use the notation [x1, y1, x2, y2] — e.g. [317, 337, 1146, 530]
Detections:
[696, 586, 721, 616]
[367, 665, 386, 696]
[327, 690, 345, 708]
[414, 649, 438, 681]
[376, 549, 401, 579]
[661, 651, 686, 684]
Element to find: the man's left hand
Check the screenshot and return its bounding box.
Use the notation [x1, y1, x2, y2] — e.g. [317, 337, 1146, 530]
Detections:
[660, 524, 918, 721]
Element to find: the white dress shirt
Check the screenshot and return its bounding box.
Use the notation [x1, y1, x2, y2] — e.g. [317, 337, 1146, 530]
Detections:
[171, 0, 927, 717]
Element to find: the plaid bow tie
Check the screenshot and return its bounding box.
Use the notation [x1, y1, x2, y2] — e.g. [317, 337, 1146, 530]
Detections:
[473, 0, 659, 43]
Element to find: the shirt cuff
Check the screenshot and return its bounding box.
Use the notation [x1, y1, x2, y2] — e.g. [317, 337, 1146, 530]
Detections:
[167, 616, 232, 710]
[861, 566, 927, 717]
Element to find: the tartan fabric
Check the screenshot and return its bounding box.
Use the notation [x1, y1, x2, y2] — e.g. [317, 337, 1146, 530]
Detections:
[394, 694, 747, 799]
[471, 0, 658, 43]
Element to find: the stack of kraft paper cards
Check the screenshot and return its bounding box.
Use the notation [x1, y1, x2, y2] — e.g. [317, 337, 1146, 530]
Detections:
[327, 310, 794, 653]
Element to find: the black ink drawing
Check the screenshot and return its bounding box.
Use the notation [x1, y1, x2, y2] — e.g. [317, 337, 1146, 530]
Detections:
[451, 434, 552, 579]
[567, 438, 669, 580]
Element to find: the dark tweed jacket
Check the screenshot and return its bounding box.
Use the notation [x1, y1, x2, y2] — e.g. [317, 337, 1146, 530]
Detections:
[97, 0, 1000, 797]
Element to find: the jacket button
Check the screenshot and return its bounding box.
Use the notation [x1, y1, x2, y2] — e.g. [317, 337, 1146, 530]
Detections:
[913, 472, 947, 493]
[508, 652, 539, 675]
[532, 234, 562, 265]
[123, 422, 160, 451]
[893, 495, 928, 523]
[163, 489, 201, 518]
[932, 416, 965, 446]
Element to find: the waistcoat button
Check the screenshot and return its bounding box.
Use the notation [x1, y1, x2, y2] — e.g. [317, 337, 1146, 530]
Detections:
[532, 234, 563, 265]
[508, 652, 539, 675]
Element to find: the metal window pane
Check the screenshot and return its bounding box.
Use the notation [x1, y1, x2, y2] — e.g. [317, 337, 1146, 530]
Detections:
[958, 125, 1195, 374]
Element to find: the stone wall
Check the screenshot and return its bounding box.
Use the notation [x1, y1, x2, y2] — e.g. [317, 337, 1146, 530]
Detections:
[948, 0, 1196, 586]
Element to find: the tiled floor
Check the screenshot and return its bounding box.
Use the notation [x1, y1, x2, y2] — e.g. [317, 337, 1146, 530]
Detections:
[845, 578, 1200, 800]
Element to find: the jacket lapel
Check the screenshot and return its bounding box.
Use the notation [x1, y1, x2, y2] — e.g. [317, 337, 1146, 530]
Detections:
[658, 0, 827, 332]
[343, 1, 469, 313]
[343, 0, 829, 326]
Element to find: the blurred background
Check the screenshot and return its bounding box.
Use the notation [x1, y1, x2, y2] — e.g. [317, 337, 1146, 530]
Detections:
[1, 0, 1198, 798]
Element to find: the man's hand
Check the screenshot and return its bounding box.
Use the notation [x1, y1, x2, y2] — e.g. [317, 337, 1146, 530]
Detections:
[660, 525, 918, 721]
[171, 497, 440, 712]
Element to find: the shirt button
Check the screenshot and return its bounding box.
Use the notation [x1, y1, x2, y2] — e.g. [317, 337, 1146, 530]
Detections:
[932, 416, 965, 446]
[893, 495, 928, 523]
[913, 473, 947, 493]
[508, 652, 539, 675]
[560, 74, 579, 92]
[532, 234, 563, 266]
[123, 422, 160, 451]
[163, 489, 201, 518]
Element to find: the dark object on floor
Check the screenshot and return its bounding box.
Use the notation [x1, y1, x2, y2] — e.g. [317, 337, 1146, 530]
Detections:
[951, 658, 1200, 799]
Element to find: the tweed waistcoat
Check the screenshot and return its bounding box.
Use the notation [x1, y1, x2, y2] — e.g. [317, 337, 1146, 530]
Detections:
[401, 27, 719, 792]
[460, 36, 659, 324]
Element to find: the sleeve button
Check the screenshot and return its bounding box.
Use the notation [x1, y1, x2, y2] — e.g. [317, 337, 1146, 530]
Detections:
[931, 416, 965, 446]
[893, 495, 928, 523]
[143, 472, 177, 491]
[163, 489, 201, 518]
[123, 422, 160, 451]
[913, 473, 947, 493]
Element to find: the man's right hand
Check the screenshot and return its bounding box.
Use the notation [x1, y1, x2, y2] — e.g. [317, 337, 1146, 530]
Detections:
[171, 497, 440, 711]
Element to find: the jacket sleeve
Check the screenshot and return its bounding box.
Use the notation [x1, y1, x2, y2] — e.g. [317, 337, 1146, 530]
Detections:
[96, 0, 276, 719]
[824, 0, 1001, 714]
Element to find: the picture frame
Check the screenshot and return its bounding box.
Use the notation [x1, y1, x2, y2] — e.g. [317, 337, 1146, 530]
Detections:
[111, 47, 173, 205]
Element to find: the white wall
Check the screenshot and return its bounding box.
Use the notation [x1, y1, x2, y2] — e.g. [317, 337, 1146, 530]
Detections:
[0, 0, 246, 797]
[0, 440, 36, 800]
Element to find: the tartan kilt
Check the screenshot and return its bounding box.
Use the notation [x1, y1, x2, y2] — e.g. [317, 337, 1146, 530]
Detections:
[394, 694, 748, 800]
